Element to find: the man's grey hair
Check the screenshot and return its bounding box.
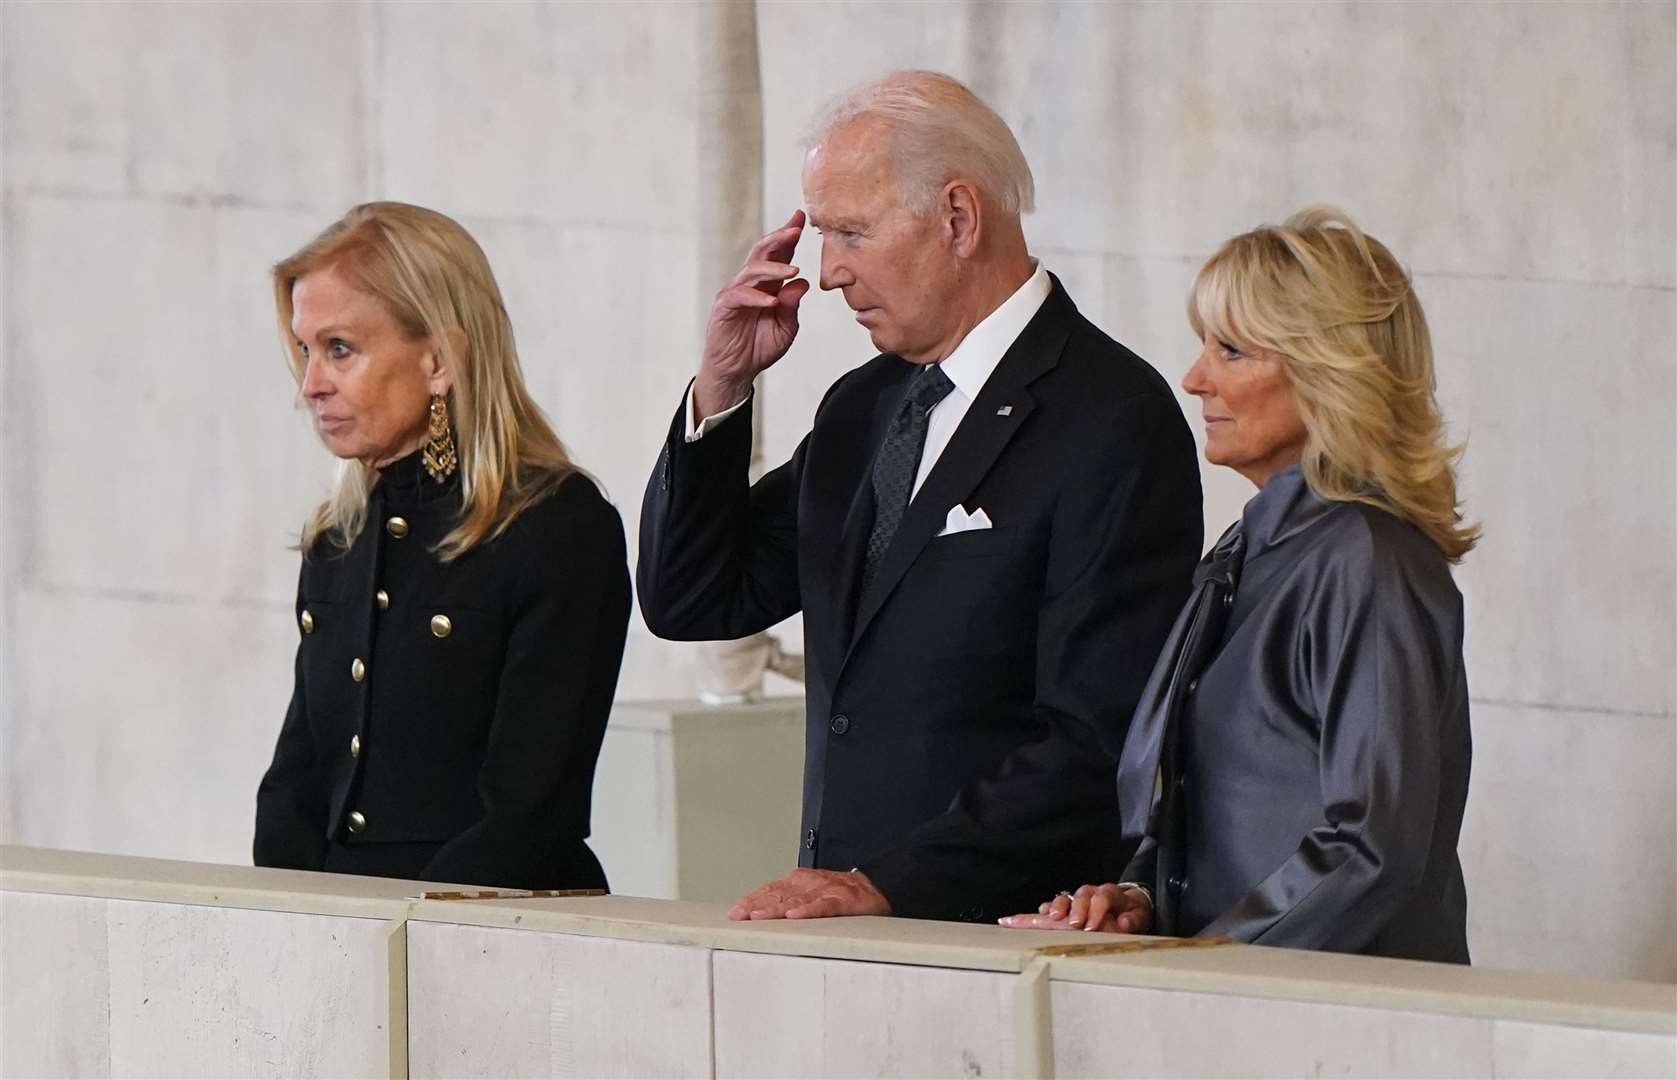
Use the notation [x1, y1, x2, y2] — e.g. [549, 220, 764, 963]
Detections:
[803, 70, 1036, 217]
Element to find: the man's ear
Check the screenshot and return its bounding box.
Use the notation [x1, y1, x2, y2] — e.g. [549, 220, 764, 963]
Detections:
[426, 326, 467, 395]
[942, 179, 984, 258]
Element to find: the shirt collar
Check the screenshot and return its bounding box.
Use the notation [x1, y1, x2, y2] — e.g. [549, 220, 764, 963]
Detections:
[937, 260, 1052, 400]
[1237, 464, 1334, 560]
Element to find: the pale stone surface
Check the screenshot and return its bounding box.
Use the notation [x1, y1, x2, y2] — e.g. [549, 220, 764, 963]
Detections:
[593, 697, 808, 903]
[103, 899, 394, 1077]
[662, 700, 803, 902]
[713, 950, 1020, 1078]
[124, 3, 368, 208]
[1048, 942, 1677, 1036]
[11, 193, 333, 603]
[0, 891, 112, 1078]
[591, 722, 681, 899]
[1, 1, 136, 195]
[1461, 702, 1677, 982]
[1054, 980, 1677, 1079]
[1492, 1019, 1677, 1078]
[376, 1, 702, 229]
[0, 845, 447, 918]
[1431, 275, 1677, 717]
[407, 921, 711, 1079]
[1623, 0, 1677, 290]
[592, 697, 807, 905]
[0, 883, 398, 1080]
[1053, 982, 1484, 1078]
[5, 854, 1672, 1080]
[9, 586, 302, 864]
[3, 2, 368, 208]
[525, 225, 705, 519]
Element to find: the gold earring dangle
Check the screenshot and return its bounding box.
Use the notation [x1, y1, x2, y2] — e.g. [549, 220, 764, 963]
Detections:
[423, 394, 458, 482]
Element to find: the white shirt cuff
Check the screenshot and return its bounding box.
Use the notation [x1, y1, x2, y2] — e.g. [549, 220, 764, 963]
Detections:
[684, 383, 750, 443]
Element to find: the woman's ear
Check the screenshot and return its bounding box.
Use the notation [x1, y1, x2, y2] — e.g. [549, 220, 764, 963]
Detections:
[426, 327, 467, 396]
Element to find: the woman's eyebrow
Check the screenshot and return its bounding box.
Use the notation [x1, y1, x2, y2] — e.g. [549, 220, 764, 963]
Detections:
[296, 323, 354, 340]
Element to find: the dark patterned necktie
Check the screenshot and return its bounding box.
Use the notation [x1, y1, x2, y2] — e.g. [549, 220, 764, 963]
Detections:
[861, 364, 956, 594]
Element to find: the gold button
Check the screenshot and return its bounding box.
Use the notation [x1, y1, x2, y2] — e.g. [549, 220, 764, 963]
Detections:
[430, 614, 453, 638]
[299, 610, 314, 634]
[376, 589, 389, 610]
[350, 734, 361, 758]
[346, 810, 366, 833]
[351, 657, 366, 682]
[385, 516, 409, 539]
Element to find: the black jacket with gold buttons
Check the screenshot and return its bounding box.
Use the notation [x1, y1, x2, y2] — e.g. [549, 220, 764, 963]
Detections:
[254, 451, 630, 890]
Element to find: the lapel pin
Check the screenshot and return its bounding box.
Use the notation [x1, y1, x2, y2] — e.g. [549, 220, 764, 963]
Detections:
[996, 405, 1013, 416]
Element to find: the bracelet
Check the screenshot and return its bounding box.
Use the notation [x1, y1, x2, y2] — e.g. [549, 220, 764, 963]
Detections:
[1116, 881, 1154, 910]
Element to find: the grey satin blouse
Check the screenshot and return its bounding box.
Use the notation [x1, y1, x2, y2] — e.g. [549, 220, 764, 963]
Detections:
[1117, 465, 1472, 963]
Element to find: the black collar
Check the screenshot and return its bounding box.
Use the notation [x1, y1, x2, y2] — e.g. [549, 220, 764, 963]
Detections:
[375, 448, 461, 512]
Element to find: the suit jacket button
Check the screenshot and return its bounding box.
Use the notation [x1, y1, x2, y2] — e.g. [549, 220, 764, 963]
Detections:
[299, 610, 314, 634]
[1167, 874, 1187, 894]
[1186, 678, 1199, 695]
[347, 811, 367, 834]
[829, 714, 850, 735]
[386, 516, 409, 539]
[430, 614, 453, 638]
[351, 657, 366, 682]
[350, 734, 361, 758]
[804, 828, 817, 850]
[376, 589, 389, 610]
[1223, 591, 1235, 609]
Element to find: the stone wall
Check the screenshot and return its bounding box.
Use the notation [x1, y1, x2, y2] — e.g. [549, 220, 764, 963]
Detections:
[2, 0, 1671, 979]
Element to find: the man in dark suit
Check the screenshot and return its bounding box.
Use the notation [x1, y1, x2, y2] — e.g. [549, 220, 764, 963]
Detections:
[638, 71, 1202, 922]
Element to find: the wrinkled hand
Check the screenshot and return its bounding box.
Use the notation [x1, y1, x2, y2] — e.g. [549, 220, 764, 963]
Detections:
[727, 867, 892, 921]
[694, 209, 812, 421]
[997, 883, 1151, 933]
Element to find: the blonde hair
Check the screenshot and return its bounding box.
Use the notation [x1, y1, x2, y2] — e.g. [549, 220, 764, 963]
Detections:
[1188, 206, 1479, 562]
[804, 70, 1035, 217]
[274, 201, 578, 561]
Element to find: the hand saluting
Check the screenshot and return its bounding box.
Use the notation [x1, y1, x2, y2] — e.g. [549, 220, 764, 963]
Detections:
[693, 210, 812, 422]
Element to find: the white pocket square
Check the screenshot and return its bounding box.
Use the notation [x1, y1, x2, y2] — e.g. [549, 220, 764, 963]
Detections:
[937, 505, 993, 536]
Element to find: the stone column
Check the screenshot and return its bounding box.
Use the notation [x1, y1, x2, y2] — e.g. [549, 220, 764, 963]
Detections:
[693, 0, 802, 703]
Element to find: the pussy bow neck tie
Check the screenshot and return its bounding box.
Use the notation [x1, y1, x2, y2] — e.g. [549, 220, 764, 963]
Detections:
[1116, 527, 1247, 838]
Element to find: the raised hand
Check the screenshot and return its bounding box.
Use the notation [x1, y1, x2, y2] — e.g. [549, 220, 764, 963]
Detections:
[997, 882, 1152, 933]
[694, 210, 812, 421]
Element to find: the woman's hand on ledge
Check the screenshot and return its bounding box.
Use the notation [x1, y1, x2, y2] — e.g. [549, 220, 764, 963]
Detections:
[998, 882, 1152, 933]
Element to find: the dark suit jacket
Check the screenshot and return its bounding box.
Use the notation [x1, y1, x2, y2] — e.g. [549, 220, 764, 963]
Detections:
[255, 452, 630, 890]
[638, 278, 1203, 920]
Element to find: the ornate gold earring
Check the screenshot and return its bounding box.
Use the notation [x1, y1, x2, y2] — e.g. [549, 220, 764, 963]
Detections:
[423, 393, 458, 482]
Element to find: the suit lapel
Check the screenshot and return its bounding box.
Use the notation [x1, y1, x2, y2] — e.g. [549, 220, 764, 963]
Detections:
[834, 368, 910, 644]
[803, 361, 916, 658]
[845, 281, 1075, 656]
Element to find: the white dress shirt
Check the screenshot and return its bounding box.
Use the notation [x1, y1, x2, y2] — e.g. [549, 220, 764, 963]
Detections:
[686, 261, 1053, 502]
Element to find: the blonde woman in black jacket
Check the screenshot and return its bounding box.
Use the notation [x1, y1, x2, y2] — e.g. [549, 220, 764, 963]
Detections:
[255, 202, 629, 890]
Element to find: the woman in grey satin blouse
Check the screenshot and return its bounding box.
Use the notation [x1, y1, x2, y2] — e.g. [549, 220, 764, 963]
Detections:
[1001, 207, 1479, 963]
